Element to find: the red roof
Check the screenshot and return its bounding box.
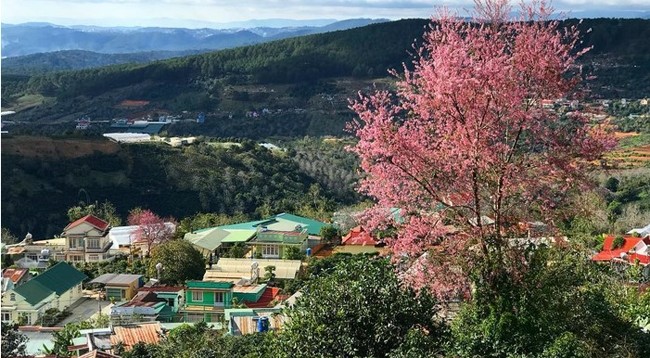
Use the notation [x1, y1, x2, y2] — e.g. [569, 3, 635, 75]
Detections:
[2, 268, 29, 283]
[64, 215, 110, 232]
[244, 287, 282, 308]
[592, 235, 648, 265]
[342, 226, 378, 246]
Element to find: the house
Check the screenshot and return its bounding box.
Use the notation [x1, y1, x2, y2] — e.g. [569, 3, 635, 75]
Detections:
[247, 226, 309, 259]
[628, 223, 650, 238]
[63, 215, 113, 262]
[593, 235, 650, 266]
[187, 213, 327, 259]
[181, 281, 234, 323]
[90, 274, 144, 301]
[1, 262, 86, 325]
[1, 268, 31, 292]
[335, 226, 384, 255]
[4, 234, 67, 269]
[184, 227, 255, 257]
[203, 258, 302, 281]
[110, 286, 184, 325]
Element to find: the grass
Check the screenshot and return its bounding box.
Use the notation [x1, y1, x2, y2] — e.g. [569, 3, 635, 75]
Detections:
[618, 133, 650, 149]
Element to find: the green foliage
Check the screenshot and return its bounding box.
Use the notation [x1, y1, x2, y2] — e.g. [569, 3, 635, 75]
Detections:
[44, 319, 101, 358]
[450, 247, 650, 358]
[1, 322, 27, 358]
[38, 308, 71, 327]
[148, 239, 206, 285]
[605, 176, 620, 192]
[67, 200, 122, 226]
[276, 255, 446, 358]
[222, 242, 247, 258]
[1, 140, 340, 239]
[319, 225, 340, 245]
[613, 235, 626, 249]
[1, 227, 18, 244]
[263, 265, 276, 283]
[282, 246, 305, 260]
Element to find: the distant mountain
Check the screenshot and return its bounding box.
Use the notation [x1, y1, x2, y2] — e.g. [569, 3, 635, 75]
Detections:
[0, 18, 389, 58]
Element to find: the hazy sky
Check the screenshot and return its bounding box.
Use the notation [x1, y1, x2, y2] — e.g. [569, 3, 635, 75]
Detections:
[2, 0, 650, 27]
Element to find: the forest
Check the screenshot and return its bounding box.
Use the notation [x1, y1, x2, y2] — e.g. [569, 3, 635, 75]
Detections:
[0, 138, 354, 239]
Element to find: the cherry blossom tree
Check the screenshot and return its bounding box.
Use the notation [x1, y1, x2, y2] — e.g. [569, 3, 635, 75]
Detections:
[349, 0, 615, 299]
[127, 209, 177, 256]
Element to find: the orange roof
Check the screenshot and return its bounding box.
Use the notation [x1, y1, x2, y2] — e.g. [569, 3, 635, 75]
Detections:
[592, 235, 648, 265]
[245, 287, 282, 309]
[2, 268, 29, 283]
[64, 215, 110, 232]
[341, 226, 378, 246]
[110, 322, 162, 350]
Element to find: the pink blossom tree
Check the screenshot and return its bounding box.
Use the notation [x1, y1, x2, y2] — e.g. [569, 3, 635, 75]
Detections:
[349, 0, 615, 299]
[127, 209, 177, 256]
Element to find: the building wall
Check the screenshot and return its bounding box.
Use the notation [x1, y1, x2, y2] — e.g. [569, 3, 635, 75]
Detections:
[334, 245, 380, 255]
[1, 291, 56, 325]
[56, 283, 84, 310]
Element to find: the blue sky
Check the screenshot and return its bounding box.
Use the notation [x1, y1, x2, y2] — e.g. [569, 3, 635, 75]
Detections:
[2, 0, 650, 28]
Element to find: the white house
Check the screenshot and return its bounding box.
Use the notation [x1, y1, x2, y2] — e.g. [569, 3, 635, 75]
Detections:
[1, 262, 87, 325]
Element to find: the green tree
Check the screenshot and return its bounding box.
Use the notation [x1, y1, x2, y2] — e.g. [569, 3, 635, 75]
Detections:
[148, 240, 206, 285]
[67, 200, 122, 226]
[450, 246, 650, 357]
[1, 322, 27, 358]
[276, 256, 446, 357]
[282, 246, 305, 260]
[319, 225, 340, 245]
[1, 227, 18, 244]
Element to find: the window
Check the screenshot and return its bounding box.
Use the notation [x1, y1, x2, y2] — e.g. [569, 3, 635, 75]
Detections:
[10, 293, 15, 301]
[121, 289, 126, 299]
[262, 245, 279, 257]
[87, 238, 101, 249]
[88, 254, 99, 261]
[26, 253, 38, 261]
[1, 312, 11, 322]
[70, 255, 83, 262]
[192, 290, 203, 302]
[214, 292, 224, 306]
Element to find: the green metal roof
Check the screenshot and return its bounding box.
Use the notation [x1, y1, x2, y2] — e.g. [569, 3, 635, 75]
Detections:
[221, 229, 256, 243]
[185, 227, 231, 251]
[186, 280, 234, 289]
[218, 219, 274, 231]
[35, 262, 87, 295]
[273, 213, 327, 236]
[13, 279, 55, 306]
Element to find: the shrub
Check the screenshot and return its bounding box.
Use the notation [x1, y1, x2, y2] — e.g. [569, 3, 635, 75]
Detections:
[613, 235, 626, 249]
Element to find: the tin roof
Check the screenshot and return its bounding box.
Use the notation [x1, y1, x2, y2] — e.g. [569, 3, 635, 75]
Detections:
[110, 322, 162, 350]
[2, 268, 29, 284]
[90, 273, 143, 286]
[78, 350, 120, 358]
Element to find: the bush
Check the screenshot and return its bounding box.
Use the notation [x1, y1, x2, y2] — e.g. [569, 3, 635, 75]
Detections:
[613, 235, 626, 249]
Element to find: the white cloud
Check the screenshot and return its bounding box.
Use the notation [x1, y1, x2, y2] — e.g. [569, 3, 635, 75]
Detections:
[2, 0, 649, 27]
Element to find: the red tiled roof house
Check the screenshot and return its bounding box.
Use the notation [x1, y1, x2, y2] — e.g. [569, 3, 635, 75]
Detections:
[63, 215, 112, 263]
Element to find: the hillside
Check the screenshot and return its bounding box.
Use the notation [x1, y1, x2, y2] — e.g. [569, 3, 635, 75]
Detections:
[0, 136, 356, 239]
[0, 49, 207, 75]
[2, 18, 650, 139]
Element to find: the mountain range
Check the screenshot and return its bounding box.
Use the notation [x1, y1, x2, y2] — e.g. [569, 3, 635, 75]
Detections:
[1, 18, 388, 58]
